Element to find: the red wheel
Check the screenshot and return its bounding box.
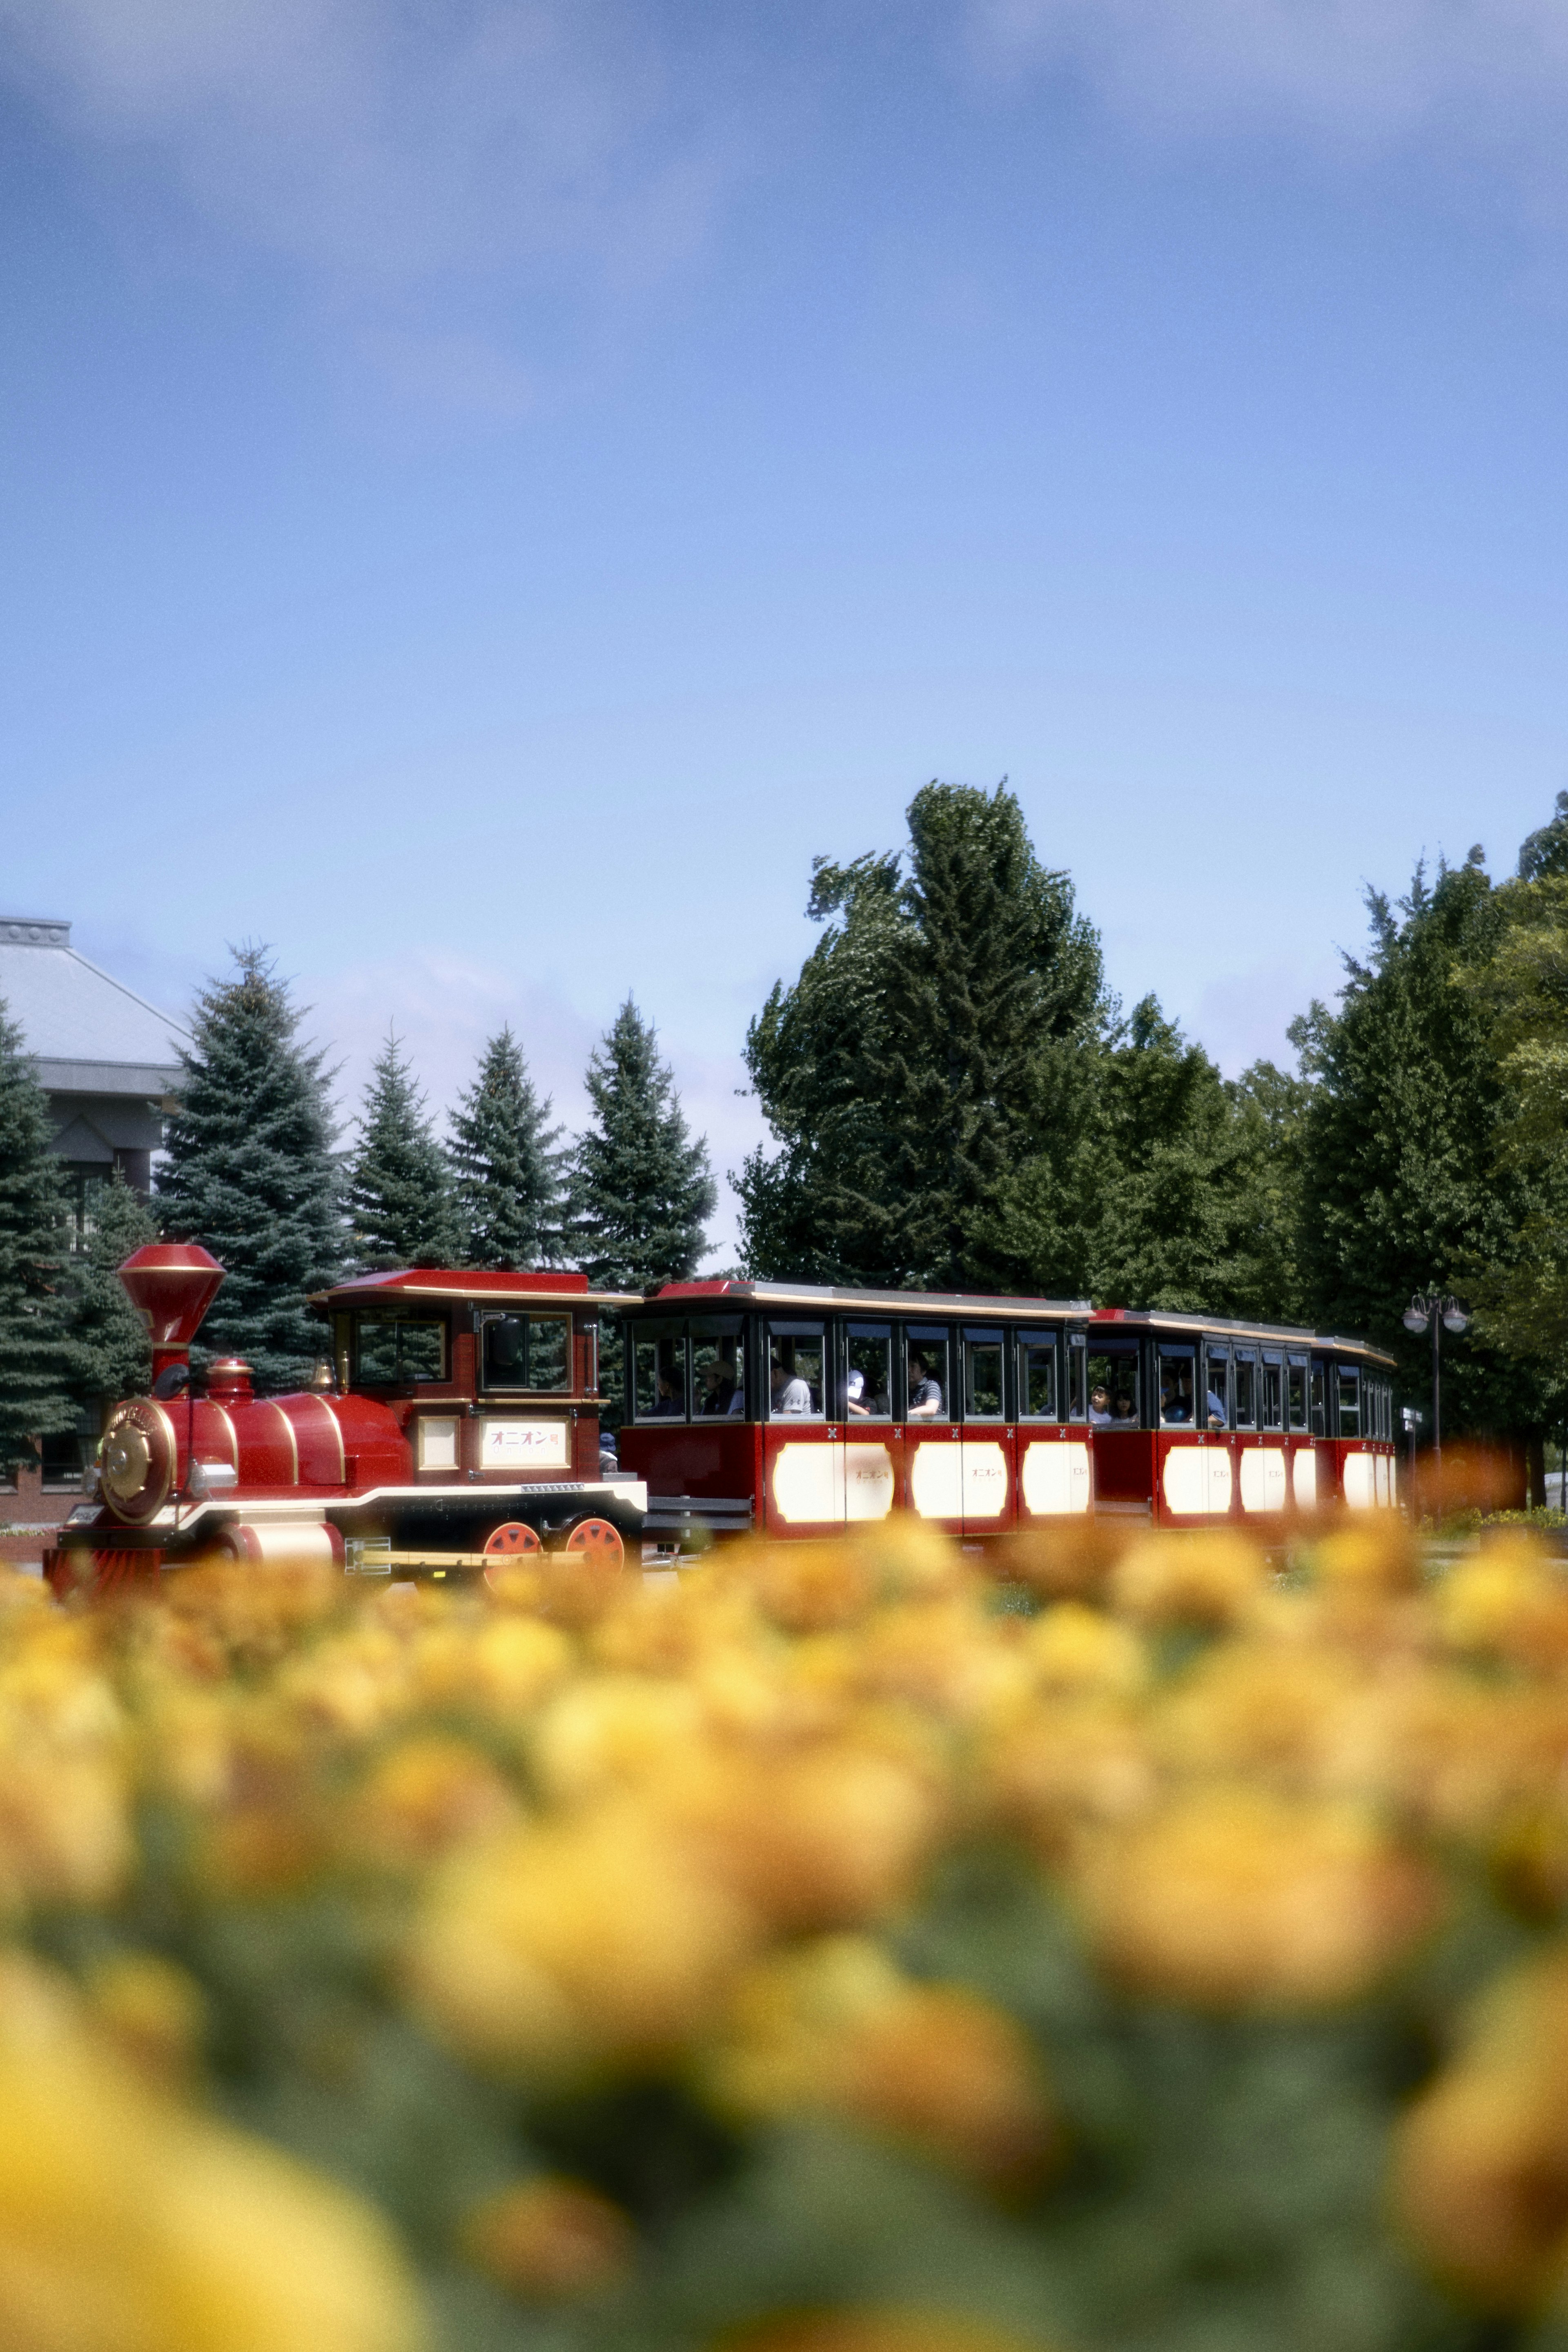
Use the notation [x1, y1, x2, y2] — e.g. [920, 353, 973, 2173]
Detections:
[483, 1522, 542, 1557]
[562, 1517, 625, 1566]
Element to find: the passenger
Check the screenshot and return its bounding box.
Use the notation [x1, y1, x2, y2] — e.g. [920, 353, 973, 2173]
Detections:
[697, 1362, 735, 1416]
[907, 1351, 944, 1419]
[726, 1380, 746, 1416]
[1112, 1394, 1136, 1421]
[771, 1354, 813, 1415]
[649, 1370, 683, 1418]
[1161, 1382, 1191, 1424]
[1089, 1383, 1113, 1426]
[846, 1368, 871, 1418]
[1205, 1383, 1227, 1431]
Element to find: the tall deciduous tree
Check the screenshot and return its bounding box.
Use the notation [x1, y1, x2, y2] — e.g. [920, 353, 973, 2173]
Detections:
[67, 1172, 156, 1416]
[571, 1001, 715, 1290]
[158, 947, 345, 1391]
[449, 1028, 564, 1269]
[739, 782, 1106, 1288]
[348, 1032, 459, 1274]
[0, 996, 76, 1473]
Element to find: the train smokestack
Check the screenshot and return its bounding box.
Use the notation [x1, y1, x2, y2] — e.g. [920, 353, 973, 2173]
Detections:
[118, 1244, 225, 1384]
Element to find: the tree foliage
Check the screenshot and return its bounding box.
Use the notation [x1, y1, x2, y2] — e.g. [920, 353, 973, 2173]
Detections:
[449, 1027, 565, 1270]
[157, 948, 345, 1391]
[347, 1033, 459, 1275]
[67, 1172, 157, 1415]
[570, 1001, 715, 1291]
[0, 995, 76, 1473]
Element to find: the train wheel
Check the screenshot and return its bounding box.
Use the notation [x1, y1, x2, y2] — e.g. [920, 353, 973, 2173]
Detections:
[483, 1521, 543, 1557]
[562, 1517, 624, 1567]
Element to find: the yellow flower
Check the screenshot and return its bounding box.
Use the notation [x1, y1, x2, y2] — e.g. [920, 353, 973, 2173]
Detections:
[460, 2176, 634, 2299]
[0, 1948, 425, 2352]
[1149, 1640, 1365, 1793]
[1110, 1532, 1266, 1630]
[85, 1951, 208, 2089]
[982, 1701, 1155, 1865]
[1308, 1525, 1421, 1598]
[1076, 1786, 1441, 2010]
[348, 1735, 521, 1869]
[1437, 1542, 1568, 1675]
[530, 1673, 706, 1808]
[1024, 1605, 1148, 1704]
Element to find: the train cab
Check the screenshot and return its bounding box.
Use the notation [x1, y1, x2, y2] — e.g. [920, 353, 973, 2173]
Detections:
[1088, 1309, 1399, 1523]
[616, 1280, 1095, 1544]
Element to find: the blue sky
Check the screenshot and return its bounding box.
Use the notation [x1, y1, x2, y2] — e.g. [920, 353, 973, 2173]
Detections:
[4, 0, 1567, 1258]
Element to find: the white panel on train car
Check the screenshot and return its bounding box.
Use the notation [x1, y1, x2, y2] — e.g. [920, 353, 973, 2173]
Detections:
[1162, 1447, 1206, 1516]
[771, 1442, 844, 1524]
[1241, 1448, 1288, 1512]
[910, 1441, 963, 1520]
[1374, 1454, 1390, 1506]
[417, 1417, 459, 1472]
[480, 1419, 569, 1469]
[844, 1443, 895, 1522]
[962, 1442, 1009, 1520]
[1292, 1448, 1318, 1510]
[1205, 1448, 1234, 1514]
[1020, 1440, 1090, 1515]
[1342, 1452, 1376, 1509]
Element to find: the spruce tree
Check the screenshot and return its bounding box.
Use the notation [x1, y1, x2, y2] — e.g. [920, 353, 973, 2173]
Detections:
[570, 1001, 715, 1290]
[347, 1032, 459, 1273]
[157, 947, 345, 1391]
[0, 996, 76, 1474]
[450, 1027, 565, 1270]
[67, 1171, 156, 1417]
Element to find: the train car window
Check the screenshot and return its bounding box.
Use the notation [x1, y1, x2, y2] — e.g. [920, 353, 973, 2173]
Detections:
[1067, 1334, 1087, 1421]
[1204, 1348, 1230, 1430]
[480, 1312, 570, 1392]
[1337, 1364, 1361, 1439]
[690, 1317, 745, 1418]
[1019, 1333, 1059, 1420]
[1287, 1356, 1309, 1431]
[634, 1327, 688, 1420]
[845, 1324, 892, 1420]
[1234, 1349, 1257, 1429]
[1157, 1345, 1196, 1424]
[1309, 1361, 1327, 1436]
[964, 1330, 1005, 1420]
[354, 1312, 447, 1386]
[768, 1322, 824, 1419]
[1087, 1350, 1138, 1426]
[1261, 1352, 1284, 1431]
[904, 1325, 950, 1421]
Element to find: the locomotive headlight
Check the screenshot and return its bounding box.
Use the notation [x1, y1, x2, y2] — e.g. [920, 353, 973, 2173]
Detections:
[99, 1400, 176, 1523]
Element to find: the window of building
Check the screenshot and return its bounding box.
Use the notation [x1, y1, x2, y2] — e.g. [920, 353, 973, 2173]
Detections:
[481, 1312, 570, 1393]
[1018, 1332, 1059, 1420]
[964, 1329, 1005, 1420]
[845, 1323, 892, 1421]
[353, 1312, 448, 1386]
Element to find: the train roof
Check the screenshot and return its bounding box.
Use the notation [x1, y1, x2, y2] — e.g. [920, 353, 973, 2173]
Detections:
[639, 1279, 1094, 1321]
[312, 1269, 639, 1311]
[1091, 1305, 1396, 1369]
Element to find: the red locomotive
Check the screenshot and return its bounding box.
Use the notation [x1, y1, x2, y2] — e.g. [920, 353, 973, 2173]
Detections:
[618, 1281, 1400, 1544]
[46, 1245, 645, 1595]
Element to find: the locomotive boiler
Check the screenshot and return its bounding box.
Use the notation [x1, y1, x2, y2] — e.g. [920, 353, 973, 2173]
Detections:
[46, 1245, 647, 1595]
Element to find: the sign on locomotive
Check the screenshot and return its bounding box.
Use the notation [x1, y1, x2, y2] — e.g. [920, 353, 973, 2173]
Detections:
[50, 1252, 1400, 1593]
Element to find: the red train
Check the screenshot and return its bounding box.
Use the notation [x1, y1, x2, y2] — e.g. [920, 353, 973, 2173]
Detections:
[49, 1252, 1400, 1593]
[617, 1281, 1400, 1545]
[47, 1245, 645, 1594]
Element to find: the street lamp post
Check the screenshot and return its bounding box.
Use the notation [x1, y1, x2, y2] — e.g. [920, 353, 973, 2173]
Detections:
[1402, 1290, 1470, 1476]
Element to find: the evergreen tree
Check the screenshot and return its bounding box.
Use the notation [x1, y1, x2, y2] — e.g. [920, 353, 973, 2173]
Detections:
[570, 1001, 715, 1290]
[157, 947, 345, 1391]
[738, 782, 1106, 1287]
[1519, 788, 1568, 882]
[0, 995, 76, 1473]
[67, 1172, 156, 1417]
[450, 1027, 565, 1269]
[1294, 853, 1551, 1444]
[347, 1032, 459, 1273]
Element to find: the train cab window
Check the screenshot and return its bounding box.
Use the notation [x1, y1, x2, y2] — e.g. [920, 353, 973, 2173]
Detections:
[481, 1312, 569, 1393]
[1261, 1352, 1284, 1431]
[1337, 1365, 1362, 1439]
[1087, 1350, 1138, 1426]
[1287, 1356, 1309, 1432]
[1234, 1349, 1258, 1429]
[691, 1318, 745, 1418]
[1204, 1348, 1230, 1430]
[1019, 1333, 1059, 1420]
[634, 1328, 688, 1420]
[964, 1330, 1005, 1420]
[353, 1312, 448, 1386]
[1310, 1361, 1327, 1436]
[768, 1323, 825, 1418]
[1157, 1346, 1196, 1424]
[905, 1327, 950, 1421]
[1067, 1334, 1087, 1421]
[844, 1324, 892, 1419]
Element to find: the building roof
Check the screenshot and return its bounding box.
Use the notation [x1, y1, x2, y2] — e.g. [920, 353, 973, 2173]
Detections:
[0, 919, 188, 1099]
